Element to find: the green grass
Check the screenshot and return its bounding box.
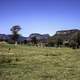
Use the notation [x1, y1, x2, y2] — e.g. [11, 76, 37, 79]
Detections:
[0, 43, 80, 80]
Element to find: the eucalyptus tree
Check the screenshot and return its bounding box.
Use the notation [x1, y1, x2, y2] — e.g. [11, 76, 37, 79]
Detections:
[10, 25, 21, 44]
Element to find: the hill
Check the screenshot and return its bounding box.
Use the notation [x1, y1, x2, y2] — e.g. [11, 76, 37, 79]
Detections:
[52, 29, 80, 41]
[0, 29, 80, 48]
[0, 33, 50, 44]
[47, 29, 80, 47]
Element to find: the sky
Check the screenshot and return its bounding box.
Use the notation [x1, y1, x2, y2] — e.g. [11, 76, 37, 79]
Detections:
[0, 0, 80, 36]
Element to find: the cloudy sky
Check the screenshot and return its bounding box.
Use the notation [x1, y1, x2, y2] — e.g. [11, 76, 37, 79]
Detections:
[0, 0, 80, 36]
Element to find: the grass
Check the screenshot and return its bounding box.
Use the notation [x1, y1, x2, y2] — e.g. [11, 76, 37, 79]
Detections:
[0, 43, 80, 80]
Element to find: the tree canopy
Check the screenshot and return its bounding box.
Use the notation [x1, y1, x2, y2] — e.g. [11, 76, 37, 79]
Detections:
[10, 25, 21, 34]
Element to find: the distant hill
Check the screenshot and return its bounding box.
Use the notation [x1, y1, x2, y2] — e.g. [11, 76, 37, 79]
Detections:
[0, 34, 9, 41]
[28, 33, 50, 43]
[0, 29, 80, 46]
[0, 34, 27, 43]
[52, 29, 80, 41]
[29, 33, 50, 40]
[0, 33, 50, 44]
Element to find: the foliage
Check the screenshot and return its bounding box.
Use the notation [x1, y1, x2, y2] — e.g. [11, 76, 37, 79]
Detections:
[47, 31, 80, 48]
[31, 36, 38, 45]
[47, 37, 55, 47]
[10, 25, 21, 43]
[69, 40, 77, 49]
[10, 25, 21, 34]
[47, 37, 63, 47]
[63, 40, 70, 47]
[70, 31, 80, 48]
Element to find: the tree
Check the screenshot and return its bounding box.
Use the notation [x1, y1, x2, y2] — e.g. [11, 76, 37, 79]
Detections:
[10, 25, 21, 44]
[55, 38, 63, 47]
[70, 31, 80, 48]
[31, 36, 38, 46]
[63, 40, 69, 47]
[76, 31, 80, 48]
[47, 37, 55, 47]
[69, 40, 77, 49]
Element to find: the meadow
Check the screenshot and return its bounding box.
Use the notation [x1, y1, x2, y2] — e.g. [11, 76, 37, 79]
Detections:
[0, 43, 80, 80]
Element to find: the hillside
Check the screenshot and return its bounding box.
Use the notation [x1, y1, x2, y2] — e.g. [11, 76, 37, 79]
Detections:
[0, 33, 50, 44]
[0, 44, 80, 80]
[52, 29, 80, 41]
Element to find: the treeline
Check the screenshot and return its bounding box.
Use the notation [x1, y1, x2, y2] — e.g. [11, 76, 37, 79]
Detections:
[47, 29, 80, 49]
[0, 25, 80, 49]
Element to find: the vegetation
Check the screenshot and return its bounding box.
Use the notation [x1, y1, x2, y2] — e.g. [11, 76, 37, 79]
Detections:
[10, 25, 21, 44]
[48, 30, 80, 49]
[0, 43, 80, 80]
[0, 28, 80, 48]
[31, 36, 38, 46]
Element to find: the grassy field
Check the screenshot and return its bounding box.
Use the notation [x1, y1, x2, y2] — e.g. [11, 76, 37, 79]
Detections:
[0, 43, 80, 80]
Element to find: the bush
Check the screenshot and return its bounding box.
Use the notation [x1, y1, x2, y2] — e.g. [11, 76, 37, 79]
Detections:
[69, 40, 77, 49]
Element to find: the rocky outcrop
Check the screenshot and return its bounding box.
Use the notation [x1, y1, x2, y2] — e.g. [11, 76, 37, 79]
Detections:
[52, 29, 80, 41]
